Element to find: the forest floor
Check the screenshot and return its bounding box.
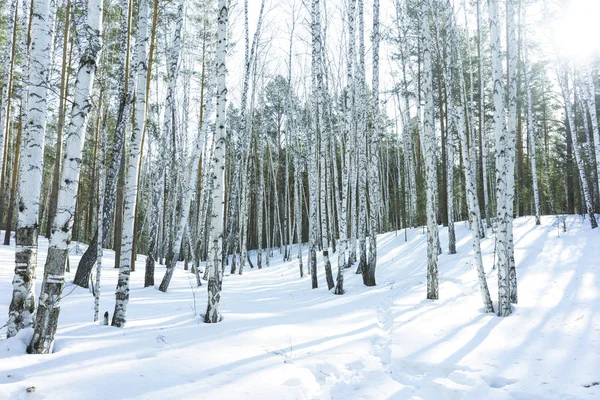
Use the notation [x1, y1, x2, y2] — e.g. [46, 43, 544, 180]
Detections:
[0, 215, 599, 399]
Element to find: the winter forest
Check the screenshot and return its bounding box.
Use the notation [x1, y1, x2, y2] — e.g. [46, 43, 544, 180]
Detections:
[0, 0, 599, 397]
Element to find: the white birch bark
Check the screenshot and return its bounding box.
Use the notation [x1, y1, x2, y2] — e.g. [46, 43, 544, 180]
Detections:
[204, 0, 228, 323]
[335, 0, 355, 294]
[488, 0, 511, 316]
[74, 0, 132, 288]
[506, 0, 518, 305]
[582, 67, 600, 199]
[111, 0, 151, 327]
[28, 0, 103, 353]
[365, 0, 380, 286]
[420, 0, 439, 300]
[356, 0, 368, 277]
[308, 0, 321, 289]
[557, 64, 597, 229]
[159, 81, 214, 292]
[0, 0, 17, 182]
[94, 123, 106, 322]
[522, 24, 541, 226]
[477, 0, 491, 227]
[7, 0, 55, 339]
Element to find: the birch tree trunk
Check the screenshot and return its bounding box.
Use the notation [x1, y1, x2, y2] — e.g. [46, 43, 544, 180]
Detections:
[204, 0, 228, 323]
[28, 0, 103, 354]
[111, 0, 152, 327]
[364, 0, 380, 286]
[335, 0, 355, 295]
[477, 0, 491, 227]
[0, 0, 18, 209]
[6, 0, 54, 339]
[506, 0, 518, 305]
[522, 25, 541, 225]
[488, 0, 512, 316]
[94, 121, 106, 323]
[420, 0, 439, 300]
[356, 0, 368, 277]
[557, 64, 597, 229]
[308, 0, 321, 289]
[74, 0, 132, 288]
[582, 67, 600, 201]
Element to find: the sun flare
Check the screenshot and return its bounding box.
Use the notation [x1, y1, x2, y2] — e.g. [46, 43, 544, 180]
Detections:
[553, 0, 600, 60]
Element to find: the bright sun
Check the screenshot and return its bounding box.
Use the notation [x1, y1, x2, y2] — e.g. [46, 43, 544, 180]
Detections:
[553, 0, 600, 60]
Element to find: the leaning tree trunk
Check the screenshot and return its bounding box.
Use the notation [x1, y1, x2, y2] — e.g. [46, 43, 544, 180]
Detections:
[28, 0, 103, 354]
[111, 0, 151, 327]
[73, 0, 132, 288]
[446, 1, 494, 312]
[557, 64, 597, 229]
[6, 0, 55, 339]
[582, 67, 600, 205]
[159, 80, 215, 292]
[204, 0, 228, 324]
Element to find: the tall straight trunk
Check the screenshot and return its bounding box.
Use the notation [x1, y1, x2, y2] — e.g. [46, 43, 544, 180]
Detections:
[557, 65, 597, 229]
[477, 0, 490, 226]
[112, 0, 152, 327]
[522, 22, 540, 225]
[356, 0, 368, 277]
[435, 6, 455, 255]
[234, 0, 265, 273]
[294, 137, 303, 277]
[74, 0, 133, 288]
[308, 0, 321, 289]
[28, 0, 103, 353]
[319, 108, 334, 290]
[582, 67, 600, 201]
[335, 0, 354, 294]
[94, 118, 106, 323]
[256, 129, 265, 270]
[0, 0, 18, 226]
[445, 0, 494, 311]
[420, 0, 439, 300]
[204, 0, 228, 324]
[488, 0, 512, 316]
[3, 109, 21, 246]
[6, 0, 54, 339]
[506, 0, 518, 305]
[46, 0, 71, 239]
[364, 0, 380, 286]
[0, 1, 20, 230]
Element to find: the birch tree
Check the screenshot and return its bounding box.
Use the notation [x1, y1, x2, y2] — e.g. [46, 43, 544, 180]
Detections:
[335, 0, 356, 295]
[6, 0, 55, 339]
[488, 0, 512, 316]
[308, 0, 321, 289]
[112, 0, 152, 327]
[522, 21, 541, 225]
[420, 0, 439, 300]
[28, 0, 103, 354]
[557, 63, 597, 229]
[364, 0, 380, 287]
[204, 0, 228, 323]
[74, 0, 133, 288]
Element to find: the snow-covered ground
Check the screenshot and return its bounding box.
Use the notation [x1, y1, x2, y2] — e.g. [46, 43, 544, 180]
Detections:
[0, 215, 599, 399]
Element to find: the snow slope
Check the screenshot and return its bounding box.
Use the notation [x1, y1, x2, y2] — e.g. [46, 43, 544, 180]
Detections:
[0, 215, 599, 399]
